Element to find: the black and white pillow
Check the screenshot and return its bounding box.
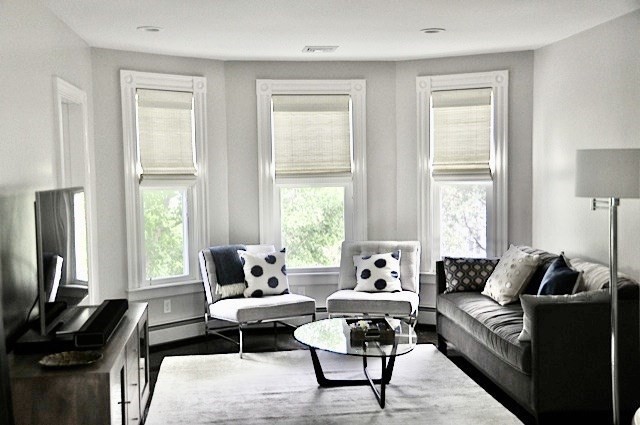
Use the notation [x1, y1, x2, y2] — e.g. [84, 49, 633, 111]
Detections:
[443, 257, 499, 293]
[353, 251, 402, 292]
[239, 248, 290, 298]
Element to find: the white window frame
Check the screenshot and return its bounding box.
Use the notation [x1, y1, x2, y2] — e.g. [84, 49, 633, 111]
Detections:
[417, 71, 508, 272]
[121, 70, 208, 289]
[256, 79, 367, 273]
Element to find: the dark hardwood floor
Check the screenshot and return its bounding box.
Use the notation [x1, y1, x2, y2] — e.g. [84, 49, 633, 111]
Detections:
[149, 323, 541, 424]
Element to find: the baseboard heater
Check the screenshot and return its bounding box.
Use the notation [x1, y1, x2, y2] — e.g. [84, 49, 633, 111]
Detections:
[74, 299, 128, 348]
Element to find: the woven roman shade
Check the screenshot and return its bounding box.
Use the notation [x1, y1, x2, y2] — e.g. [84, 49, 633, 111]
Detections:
[431, 88, 493, 181]
[136, 89, 196, 176]
[272, 95, 352, 178]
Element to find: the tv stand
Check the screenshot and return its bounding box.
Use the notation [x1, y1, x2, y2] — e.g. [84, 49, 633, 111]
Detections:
[9, 303, 150, 425]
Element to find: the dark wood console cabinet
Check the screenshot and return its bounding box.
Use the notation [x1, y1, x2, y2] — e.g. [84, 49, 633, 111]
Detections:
[9, 303, 150, 425]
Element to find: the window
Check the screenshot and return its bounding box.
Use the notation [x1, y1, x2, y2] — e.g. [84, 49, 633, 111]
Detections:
[257, 80, 367, 271]
[72, 190, 88, 283]
[417, 71, 508, 270]
[121, 71, 208, 288]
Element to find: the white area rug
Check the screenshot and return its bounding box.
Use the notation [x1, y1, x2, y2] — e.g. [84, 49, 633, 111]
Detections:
[146, 345, 521, 424]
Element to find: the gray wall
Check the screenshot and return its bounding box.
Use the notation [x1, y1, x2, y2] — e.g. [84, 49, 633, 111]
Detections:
[532, 10, 640, 278]
[224, 61, 398, 242]
[90, 49, 229, 325]
[395, 52, 534, 245]
[0, 2, 537, 339]
[89, 50, 534, 334]
[0, 0, 94, 346]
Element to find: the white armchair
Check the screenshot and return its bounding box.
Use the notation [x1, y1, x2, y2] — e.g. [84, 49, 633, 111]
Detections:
[198, 244, 316, 357]
[326, 241, 421, 324]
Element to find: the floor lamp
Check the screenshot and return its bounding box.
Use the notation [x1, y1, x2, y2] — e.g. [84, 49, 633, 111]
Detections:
[575, 148, 640, 425]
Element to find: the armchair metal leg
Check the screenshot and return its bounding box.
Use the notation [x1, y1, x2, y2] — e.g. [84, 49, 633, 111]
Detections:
[239, 324, 244, 359]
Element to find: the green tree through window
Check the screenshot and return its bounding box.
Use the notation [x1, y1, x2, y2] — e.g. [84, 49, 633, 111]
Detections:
[281, 187, 345, 268]
[142, 189, 187, 280]
[439, 184, 487, 258]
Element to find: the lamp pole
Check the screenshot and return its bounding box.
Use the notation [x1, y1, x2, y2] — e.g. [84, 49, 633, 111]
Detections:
[609, 197, 619, 425]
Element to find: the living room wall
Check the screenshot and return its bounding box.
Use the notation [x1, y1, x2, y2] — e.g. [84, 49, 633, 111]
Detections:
[89, 49, 534, 337]
[0, 0, 94, 347]
[532, 10, 640, 278]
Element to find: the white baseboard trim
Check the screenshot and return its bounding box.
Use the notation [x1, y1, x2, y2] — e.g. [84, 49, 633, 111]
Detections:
[418, 310, 435, 325]
[150, 321, 204, 346]
[149, 309, 433, 346]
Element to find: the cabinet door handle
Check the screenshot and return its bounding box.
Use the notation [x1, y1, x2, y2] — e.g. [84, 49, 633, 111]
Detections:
[118, 401, 131, 405]
[131, 383, 138, 386]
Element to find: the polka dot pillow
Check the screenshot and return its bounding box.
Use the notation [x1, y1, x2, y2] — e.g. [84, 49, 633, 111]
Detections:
[353, 251, 402, 293]
[239, 248, 290, 298]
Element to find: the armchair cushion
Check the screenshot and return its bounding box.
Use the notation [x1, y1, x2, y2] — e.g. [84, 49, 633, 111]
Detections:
[339, 241, 420, 292]
[240, 248, 290, 298]
[206, 245, 247, 299]
[353, 251, 402, 292]
[208, 293, 315, 323]
[326, 289, 419, 317]
[199, 244, 276, 304]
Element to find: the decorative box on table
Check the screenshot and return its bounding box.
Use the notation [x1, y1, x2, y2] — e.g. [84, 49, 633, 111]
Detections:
[348, 319, 396, 345]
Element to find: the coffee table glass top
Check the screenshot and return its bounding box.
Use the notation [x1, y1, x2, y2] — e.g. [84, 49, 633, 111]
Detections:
[294, 317, 417, 358]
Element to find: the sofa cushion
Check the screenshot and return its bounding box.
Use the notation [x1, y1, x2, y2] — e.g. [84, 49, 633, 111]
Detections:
[443, 257, 499, 293]
[518, 290, 609, 342]
[537, 255, 581, 295]
[569, 258, 638, 293]
[437, 292, 531, 374]
[516, 246, 559, 295]
[482, 245, 541, 305]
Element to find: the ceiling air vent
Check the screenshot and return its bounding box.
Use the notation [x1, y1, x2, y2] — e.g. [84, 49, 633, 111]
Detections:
[302, 46, 338, 53]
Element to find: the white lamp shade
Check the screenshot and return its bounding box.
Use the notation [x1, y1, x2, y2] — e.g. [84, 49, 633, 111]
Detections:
[575, 149, 640, 199]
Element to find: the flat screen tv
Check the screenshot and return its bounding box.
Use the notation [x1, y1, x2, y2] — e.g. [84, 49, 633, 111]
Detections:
[35, 187, 89, 336]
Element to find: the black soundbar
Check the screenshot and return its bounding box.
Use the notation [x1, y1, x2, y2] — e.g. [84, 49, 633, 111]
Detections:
[74, 299, 128, 348]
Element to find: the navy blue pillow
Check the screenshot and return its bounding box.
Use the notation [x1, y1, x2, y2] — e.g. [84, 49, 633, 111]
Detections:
[537, 256, 580, 295]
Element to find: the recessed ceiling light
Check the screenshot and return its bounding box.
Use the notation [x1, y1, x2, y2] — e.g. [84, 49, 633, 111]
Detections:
[137, 26, 162, 33]
[302, 46, 338, 53]
[421, 28, 446, 34]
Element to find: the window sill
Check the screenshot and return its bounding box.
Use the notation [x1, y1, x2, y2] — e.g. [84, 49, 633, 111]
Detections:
[288, 270, 339, 286]
[127, 280, 202, 301]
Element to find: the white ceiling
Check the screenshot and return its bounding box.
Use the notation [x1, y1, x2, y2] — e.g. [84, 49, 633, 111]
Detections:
[44, 0, 640, 61]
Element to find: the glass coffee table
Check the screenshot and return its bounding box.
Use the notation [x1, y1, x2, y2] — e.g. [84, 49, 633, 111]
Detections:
[294, 317, 417, 408]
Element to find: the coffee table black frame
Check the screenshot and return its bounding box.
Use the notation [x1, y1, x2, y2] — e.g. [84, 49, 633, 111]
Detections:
[294, 318, 416, 408]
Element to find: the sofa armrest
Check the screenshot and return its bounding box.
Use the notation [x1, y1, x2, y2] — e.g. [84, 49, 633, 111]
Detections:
[530, 298, 639, 415]
[435, 261, 446, 295]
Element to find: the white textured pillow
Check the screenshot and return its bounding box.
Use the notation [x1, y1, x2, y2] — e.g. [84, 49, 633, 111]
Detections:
[518, 291, 609, 342]
[481, 245, 541, 305]
[239, 249, 290, 298]
[353, 251, 402, 292]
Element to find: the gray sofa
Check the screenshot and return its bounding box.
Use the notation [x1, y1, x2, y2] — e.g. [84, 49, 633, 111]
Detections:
[435, 246, 640, 423]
